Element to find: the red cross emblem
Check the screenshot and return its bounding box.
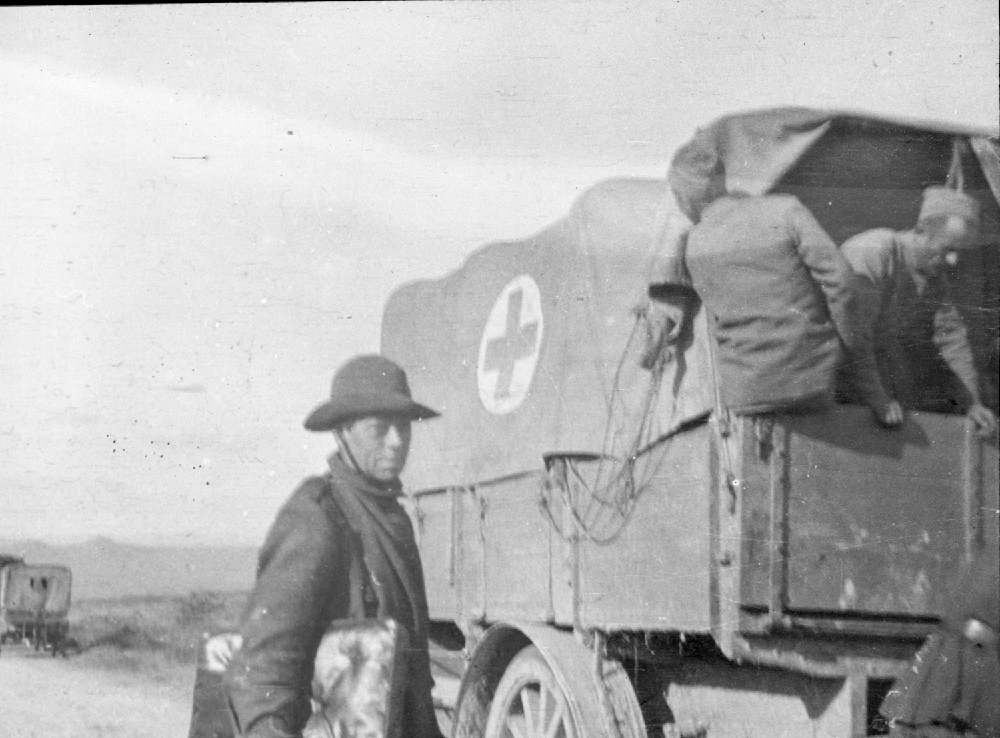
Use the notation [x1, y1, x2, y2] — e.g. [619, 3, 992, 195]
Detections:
[477, 275, 544, 414]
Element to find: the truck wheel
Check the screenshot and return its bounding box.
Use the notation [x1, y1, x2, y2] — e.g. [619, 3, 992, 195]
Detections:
[484, 645, 578, 738]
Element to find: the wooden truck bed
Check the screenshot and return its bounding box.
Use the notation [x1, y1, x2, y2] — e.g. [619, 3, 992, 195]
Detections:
[410, 406, 998, 664]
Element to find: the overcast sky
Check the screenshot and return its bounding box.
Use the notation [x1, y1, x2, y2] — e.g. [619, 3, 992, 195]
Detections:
[2, 2, 997, 546]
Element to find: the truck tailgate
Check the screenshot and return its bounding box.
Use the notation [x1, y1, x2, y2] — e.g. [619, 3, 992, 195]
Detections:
[741, 408, 998, 618]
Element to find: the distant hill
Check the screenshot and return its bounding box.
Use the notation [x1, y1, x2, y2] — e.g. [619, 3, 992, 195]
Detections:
[0, 537, 258, 600]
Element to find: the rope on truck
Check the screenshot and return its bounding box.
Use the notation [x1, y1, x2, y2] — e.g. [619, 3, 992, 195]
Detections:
[540, 309, 669, 544]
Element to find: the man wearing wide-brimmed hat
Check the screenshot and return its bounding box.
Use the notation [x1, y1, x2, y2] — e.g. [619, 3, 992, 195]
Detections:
[225, 355, 446, 738]
[840, 186, 997, 437]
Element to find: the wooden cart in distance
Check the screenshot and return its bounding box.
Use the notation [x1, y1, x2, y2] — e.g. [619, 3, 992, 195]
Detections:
[0, 561, 73, 657]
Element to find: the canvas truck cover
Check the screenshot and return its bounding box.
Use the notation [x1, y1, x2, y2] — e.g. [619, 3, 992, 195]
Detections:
[382, 178, 716, 491]
[1, 563, 72, 620]
[665, 106, 1000, 237]
[383, 108, 1000, 490]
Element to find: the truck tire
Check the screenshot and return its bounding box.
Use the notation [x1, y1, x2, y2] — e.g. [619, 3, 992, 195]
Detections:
[484, 645, 579, 738]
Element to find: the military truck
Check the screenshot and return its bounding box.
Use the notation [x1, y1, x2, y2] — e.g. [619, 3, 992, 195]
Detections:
[382, 108, 1000, 737]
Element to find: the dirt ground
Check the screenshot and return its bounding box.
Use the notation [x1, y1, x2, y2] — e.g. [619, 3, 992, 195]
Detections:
[0, 647, 194, 738]
[0, 643, 459, 738]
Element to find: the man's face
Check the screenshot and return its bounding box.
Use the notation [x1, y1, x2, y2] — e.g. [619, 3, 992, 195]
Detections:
[909, 238, 946, 276]
[917, 215, 976, 275]
[340, 414, 412, 483]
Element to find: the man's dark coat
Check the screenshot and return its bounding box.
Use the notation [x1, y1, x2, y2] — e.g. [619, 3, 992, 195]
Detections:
[225, 455, 443, 738]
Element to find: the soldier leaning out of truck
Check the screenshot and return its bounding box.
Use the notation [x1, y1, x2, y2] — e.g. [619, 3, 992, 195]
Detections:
[839, 186, 998, 439]
[678, 191, 898, 424]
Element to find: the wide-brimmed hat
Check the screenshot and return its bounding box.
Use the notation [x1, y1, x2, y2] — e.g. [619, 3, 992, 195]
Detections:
[304, 355, 440, 432]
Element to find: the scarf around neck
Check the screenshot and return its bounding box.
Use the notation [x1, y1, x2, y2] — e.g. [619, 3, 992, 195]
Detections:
[325, 454, 430, 642]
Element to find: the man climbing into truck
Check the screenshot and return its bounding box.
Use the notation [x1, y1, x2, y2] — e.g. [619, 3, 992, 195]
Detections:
[674, 190, 900, 425]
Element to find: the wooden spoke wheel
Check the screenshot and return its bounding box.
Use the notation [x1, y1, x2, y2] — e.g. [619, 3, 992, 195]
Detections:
[484, 645, 578, 738]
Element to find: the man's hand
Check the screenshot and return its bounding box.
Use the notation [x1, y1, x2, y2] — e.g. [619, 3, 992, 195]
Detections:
[639, 299, 682, 371]
[871, 399, 904, 429]
[204, 632, 243, 673]
[966, 403, 998, 438]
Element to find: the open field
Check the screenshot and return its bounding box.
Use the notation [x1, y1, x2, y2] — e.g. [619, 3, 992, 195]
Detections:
[68, 591, 249, 666]
[0, 591, 247, 738]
